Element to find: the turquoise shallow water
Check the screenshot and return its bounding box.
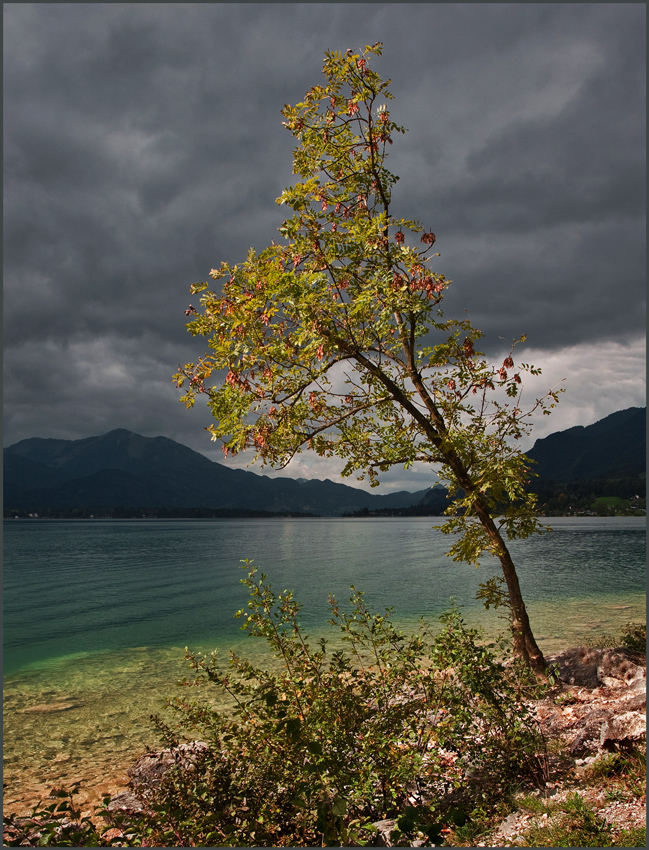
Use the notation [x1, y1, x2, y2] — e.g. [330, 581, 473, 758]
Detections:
[4, 516, 646, 673]
[3, 516, 646, 807]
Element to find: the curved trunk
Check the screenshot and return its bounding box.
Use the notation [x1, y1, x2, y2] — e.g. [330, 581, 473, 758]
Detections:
[340, 349, 548, 674]
[472, 499, 547, 674]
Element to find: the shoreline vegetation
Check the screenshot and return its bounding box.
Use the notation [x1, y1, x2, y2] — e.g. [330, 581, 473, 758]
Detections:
[3, 568, 645, 847]
[5, 471, 646, 521]
[4, 492, 646, 521]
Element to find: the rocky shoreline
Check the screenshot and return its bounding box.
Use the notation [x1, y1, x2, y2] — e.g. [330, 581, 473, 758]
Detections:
[484, 646, 646, 847]
[4, 646, 645, 846]
[102, 646, 646, 845]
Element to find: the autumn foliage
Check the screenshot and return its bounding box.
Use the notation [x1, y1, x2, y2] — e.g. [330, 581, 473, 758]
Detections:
[174, 44, 562, 671]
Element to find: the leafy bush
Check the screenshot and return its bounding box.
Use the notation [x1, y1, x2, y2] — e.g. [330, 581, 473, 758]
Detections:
[2, 787, 138, 847]
[5, 564, 549, 847]
[136, 562, 547, 846]
[619, 621, 646, 654]
[584, 620, 646, 654]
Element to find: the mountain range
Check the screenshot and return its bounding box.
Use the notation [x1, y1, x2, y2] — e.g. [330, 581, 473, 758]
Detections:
[2, 429, 427, 516]
[3, 407, 645, 517]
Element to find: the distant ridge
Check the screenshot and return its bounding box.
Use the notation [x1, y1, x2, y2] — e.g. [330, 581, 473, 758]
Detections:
[347, 407, 645, 517]
[524, 407, 646, 483]
[3, 429, 427, 516]
[3, 408, 645, 517]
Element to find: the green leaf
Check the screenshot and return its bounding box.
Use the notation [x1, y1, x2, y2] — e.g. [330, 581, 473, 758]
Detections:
[285, 716, 302, 740]
[263, 690, 278, 707]
[332, 796, 347, 817]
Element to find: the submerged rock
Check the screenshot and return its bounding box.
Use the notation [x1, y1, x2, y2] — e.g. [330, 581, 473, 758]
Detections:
[105, 790, 149, 816]
[105, 742, 210, 822]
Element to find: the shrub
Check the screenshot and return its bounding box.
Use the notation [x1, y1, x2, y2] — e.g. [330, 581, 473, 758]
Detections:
[2, 787, 139, 847]
[137, 562, 547, 846]
[584, 620, 646, 654]
[4, 564, 549, 846]
[619, 621, 646, 655]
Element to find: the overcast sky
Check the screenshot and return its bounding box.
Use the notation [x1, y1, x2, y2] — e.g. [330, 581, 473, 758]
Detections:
[3, 3, 646, 492]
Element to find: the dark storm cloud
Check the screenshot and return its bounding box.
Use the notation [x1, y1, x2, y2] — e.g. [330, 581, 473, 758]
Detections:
[386, 4, 646, 350]
[444, 35, 645, 234]
[3, 3, 645, 486]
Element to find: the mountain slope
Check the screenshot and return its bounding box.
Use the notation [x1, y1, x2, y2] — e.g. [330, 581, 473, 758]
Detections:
[524, 407, 646, 482]
[4, 407, 645, 516]
[3, 429, 427, 515]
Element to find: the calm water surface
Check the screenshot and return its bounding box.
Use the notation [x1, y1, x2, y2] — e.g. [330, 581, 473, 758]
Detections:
[3, 516, 645, 806]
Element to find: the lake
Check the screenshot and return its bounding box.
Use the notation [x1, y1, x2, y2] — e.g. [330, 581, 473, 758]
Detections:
[3, 516, 646, 811]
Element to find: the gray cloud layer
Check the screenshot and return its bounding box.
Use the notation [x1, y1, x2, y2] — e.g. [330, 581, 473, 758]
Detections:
[3, 3, 646, 489]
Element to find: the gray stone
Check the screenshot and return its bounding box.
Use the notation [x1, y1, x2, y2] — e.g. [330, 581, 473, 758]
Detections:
[127, 741, 209, 789]
[371, 818, 399, 846]
[600, 711, 646, 749]
[546, 647, 646, 689]
[105, 791, 148, 815]
[618, 691, 647, 712]
[369, 817, 430, 847]
[497, 812, 523, 840]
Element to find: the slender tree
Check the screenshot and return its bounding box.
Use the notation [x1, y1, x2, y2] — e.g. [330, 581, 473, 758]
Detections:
[175, 44, 562, 673]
